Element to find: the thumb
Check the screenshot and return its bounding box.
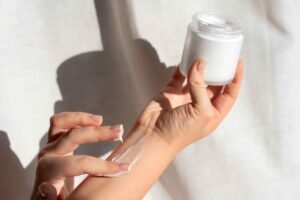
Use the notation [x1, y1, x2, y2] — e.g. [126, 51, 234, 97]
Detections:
[187, 59, 212, 109]
[38, 182, 57, 200]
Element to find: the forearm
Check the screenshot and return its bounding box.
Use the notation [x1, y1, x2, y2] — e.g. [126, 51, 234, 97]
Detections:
[67, 125, 179, 200]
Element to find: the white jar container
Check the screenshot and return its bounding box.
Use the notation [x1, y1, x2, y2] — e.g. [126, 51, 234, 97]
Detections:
[180, 12, 243, 85]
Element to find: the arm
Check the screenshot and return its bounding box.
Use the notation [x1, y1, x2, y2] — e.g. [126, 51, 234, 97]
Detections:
[68, 125, 178, 200]
[68, 60, 243, 200]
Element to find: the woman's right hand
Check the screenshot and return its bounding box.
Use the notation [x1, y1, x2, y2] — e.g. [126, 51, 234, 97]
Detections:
[31, 112, 129, 200]
[136, 59, 243, 151]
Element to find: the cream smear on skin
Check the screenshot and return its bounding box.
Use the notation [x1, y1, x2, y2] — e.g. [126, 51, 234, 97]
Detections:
[96, 127, 145, 177]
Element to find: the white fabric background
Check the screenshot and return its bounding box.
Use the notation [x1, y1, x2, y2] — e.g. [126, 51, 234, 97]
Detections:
[1, 0, 300, 199]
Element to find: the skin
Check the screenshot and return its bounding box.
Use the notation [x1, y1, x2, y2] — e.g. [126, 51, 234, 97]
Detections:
[31, 112, 129, 200]
[65, 59, 244, 200]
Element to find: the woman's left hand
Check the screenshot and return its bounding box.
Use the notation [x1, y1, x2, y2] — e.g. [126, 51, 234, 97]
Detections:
[31, 112, 128, 200]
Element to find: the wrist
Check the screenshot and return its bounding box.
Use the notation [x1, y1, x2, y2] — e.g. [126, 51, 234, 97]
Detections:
[107, 124, 179, 162]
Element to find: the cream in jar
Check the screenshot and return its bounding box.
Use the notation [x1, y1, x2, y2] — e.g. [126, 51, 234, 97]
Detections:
[180, 12, 243, 85]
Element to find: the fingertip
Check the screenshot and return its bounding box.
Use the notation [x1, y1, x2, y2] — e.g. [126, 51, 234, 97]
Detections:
[196, 60, 207, 73]
[109, 162, 130, 174]
[39, 182, 57, 200]
[118, 163, 130, 171]
[191, 59, 200, 71]
[39, 184, 46, 197]
[188, 59, 206, 79]
[237, 59, 244, 72]
[112, 124, 124, 142]
[188, 59, 207, 86]
[89, 115, 103, 125]
[194, 59, 206, 65]
[190, 60, 200, 73]
[198, 59, 207, 66]
[238, 58, 243, 66]
[102, 161, 129, 174]
[233, 59, 244, 83]
[95, 162, 130, 177]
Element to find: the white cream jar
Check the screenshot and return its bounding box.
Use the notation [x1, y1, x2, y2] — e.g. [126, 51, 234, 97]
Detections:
[180, 12, 243, 85]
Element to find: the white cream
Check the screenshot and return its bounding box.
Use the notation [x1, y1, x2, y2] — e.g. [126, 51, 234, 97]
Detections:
[98, 135, 145, 177]
[180, 12, 244, 85]
[113, 124, 124, 143]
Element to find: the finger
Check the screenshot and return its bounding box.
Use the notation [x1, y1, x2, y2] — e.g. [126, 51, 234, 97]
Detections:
[182, 84, 189, 94]
[212, 60, 243, 117]
[44, 125, 124, 155]
[187, 59, 212, 109]
[49, 112, 103, 139]
[207, 86, 223, 100]
[37, 182, 57, 200]
[166, 67, 186, 89]
[41, 155, 129, 179]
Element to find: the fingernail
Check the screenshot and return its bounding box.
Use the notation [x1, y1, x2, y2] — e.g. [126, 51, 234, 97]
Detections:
[119, 163, 130, 171]
[111, 124, 122, 131]
[112, 124, 124, 142]
[38, 184, 46, 197]
[96, 164, 130, 177]
[196, 60, 206, 72]
[90, 115, 102, 123]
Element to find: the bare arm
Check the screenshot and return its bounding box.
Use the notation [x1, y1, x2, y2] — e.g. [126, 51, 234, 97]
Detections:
[68, 60, 243, 200]
[68, 125, 178, 200]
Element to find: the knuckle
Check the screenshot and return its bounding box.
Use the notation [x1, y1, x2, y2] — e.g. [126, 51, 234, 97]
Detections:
[37, 157, 47, 170]
[38, 143, 54, 159]
[38, 156, 63, 178]
[37, 157, 53, 175]
[38, 148, 47, 159]
[194, 105, 215, 120]
[66, 131, 78, 144]
[75, 112, 87, 124]
[50, 115, 59, 126]
[202, 109, 215, 120]
[49, 112, 66, 126]
[74, 112, 84, 119]
[78, 156, 90, 167]
[103, 161, 115, 170]
[190, 79, 203, 87]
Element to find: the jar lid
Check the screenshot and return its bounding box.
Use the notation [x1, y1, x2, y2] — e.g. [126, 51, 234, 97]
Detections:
[190, 12, 242, 38]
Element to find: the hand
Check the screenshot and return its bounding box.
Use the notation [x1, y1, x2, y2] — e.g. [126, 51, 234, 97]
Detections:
[31, 112, 128, 200]
[136, 59, 243, 150]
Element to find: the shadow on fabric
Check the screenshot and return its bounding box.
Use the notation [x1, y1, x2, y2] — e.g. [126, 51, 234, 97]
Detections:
[53, 0, 173, 156]
[0, 131, 30, 199]
[0, 0, 182, 199]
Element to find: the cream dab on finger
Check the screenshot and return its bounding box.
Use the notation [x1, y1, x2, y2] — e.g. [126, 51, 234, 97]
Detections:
[113, 124, 124, 143]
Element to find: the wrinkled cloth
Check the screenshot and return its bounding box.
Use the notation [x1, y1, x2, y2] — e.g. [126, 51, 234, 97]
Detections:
[0, 0, 300, 199]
